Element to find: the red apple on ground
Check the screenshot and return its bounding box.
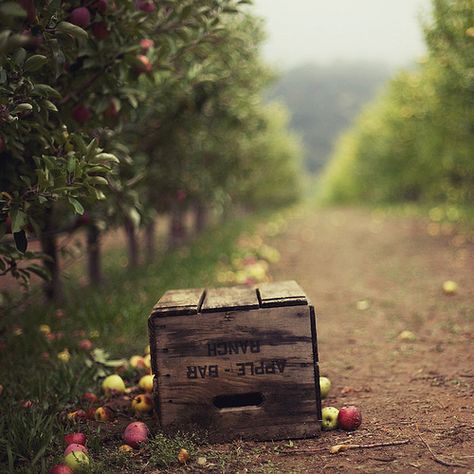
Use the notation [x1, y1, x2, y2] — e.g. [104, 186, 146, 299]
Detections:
[69, 7, 91, 28]
[49, 464, 73, 474]
[72, 105, 92, 125]
[123, 421, 149, 448]
[64, 433, 86, 446]
[82, 392, 98, 403]
[66, 409, 87, 421]
[178, 448, 189, 464]
[337, 405, 362, 431]
[95, 406, 113, 421]
[321, 406, 339, 430]
[78, 339, 93, 351]
[64, 444, 88, 456]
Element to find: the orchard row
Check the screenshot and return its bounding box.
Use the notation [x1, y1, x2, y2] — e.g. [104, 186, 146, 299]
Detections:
[0, 0, 302, 300]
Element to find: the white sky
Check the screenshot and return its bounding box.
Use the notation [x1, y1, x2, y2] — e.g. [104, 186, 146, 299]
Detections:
[252, 0, 432, 70]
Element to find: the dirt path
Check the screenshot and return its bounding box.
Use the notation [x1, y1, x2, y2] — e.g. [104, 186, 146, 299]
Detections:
[257, 207, 473, 473]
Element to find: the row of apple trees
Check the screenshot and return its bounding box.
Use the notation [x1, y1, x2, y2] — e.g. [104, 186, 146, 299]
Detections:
[320, 0, 474, 206]
[0, 1, 303, 300]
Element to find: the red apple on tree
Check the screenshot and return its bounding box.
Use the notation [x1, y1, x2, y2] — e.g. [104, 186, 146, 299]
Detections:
[69, 7, 91, 29]
[337, 405, 362, 431]
[92, 0, 108, 14]
[92, 22, 110, 40]
[72, 105, 92, 125]
[136, 1, 156, 12]
[135, 55, 152, 74]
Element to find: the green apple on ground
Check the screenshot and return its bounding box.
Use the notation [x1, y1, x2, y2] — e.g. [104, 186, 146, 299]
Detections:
[101, 374, 125, 394]
[131, 394, 153, 414]
[319, 376, 331, 398]
[64, 450, 90, 473]
[442, 280, 458, 295]
[321, 406, 339, 430]
[138, 374, 154, 392]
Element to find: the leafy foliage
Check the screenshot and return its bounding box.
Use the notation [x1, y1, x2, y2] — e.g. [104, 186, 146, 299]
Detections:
[320, 0, 474, 205]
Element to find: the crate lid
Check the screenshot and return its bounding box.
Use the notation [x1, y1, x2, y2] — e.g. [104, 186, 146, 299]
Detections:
[150, 280, 307, 318]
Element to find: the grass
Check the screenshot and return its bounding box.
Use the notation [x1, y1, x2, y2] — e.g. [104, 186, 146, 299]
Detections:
[0, 209, 286, 473]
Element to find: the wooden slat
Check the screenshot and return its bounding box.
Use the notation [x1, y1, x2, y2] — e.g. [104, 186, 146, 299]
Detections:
[201, 286, 259, 313]
[258, 280, 307, 308]
[151, 288, 205, 317]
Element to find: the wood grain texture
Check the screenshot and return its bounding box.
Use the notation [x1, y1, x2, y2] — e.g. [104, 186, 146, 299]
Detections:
[151, 304, 321, 441]
[258, 280, 307, 308]
[201, 286, 260, 313]
[151, 288, 205, 316]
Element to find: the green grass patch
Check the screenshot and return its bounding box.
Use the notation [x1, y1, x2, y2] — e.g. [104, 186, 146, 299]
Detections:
[0, 210, 280, 473]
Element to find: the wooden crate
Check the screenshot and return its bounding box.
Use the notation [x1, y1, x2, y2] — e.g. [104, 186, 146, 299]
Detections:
[148, 280, 322, 442]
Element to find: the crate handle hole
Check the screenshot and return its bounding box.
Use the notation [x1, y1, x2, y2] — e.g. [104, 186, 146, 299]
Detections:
[213, 392, 264, 411]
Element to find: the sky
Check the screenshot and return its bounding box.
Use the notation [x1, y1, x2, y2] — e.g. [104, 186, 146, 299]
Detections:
[252, 0, 432, 70]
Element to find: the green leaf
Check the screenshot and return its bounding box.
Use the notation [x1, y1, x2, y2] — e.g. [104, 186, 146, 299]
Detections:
[32, 84, 62, 99]
[68, 197, 84, 215]
[24, 55, 48, 72]
[12, 103, 33, 113]
[93, 153, 120, 164]
[10, 208, 26, 233]
[56, 21, 89, 41]
[0, 2, 27, 18]
[13, 47, 26, 66]
[88, 176, 108, 186]
[43, 100, 58, 112]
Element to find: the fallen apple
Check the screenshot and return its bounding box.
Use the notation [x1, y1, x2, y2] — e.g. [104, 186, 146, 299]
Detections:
[66, 410, 87, 421]
[442, 280, 458, 295]
[49, 464, 73, 474]
[143, 353, 151, 369]
[64, 433, 86, 446]
[131, 394, 153, 414]
[64, 451, 89, 473]
[95, 406, 113, 421]
[178, 448, 189, 464]
[119, 444, 133, 453]
[319, 376, 331, 399]
[138, 374, 154, 393]
[64, 444, 88, 457]
[321, 406, 339, 431]
[78, 339, 93, 351]
[123, 421, 149, 448]
[102, 374, 125, 394]
[338, 405, 362, 431]
[82, 392, 98, 404]
[129, 355, 146, 370]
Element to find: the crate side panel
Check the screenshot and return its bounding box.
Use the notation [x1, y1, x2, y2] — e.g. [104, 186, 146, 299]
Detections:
[152, 306, 319, 437]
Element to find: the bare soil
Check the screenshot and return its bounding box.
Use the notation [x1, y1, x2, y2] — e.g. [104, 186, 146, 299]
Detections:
[240, 207, 473, 473]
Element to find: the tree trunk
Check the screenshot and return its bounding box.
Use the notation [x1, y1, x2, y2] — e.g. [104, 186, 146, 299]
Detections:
[194, 202, 208, 234]
[40, 210, 62, 302]
[124, 217, 139, 268]
[168, 205, 186, 248]
[145, 220, 156, 263]
[87, 224, 102, 285]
